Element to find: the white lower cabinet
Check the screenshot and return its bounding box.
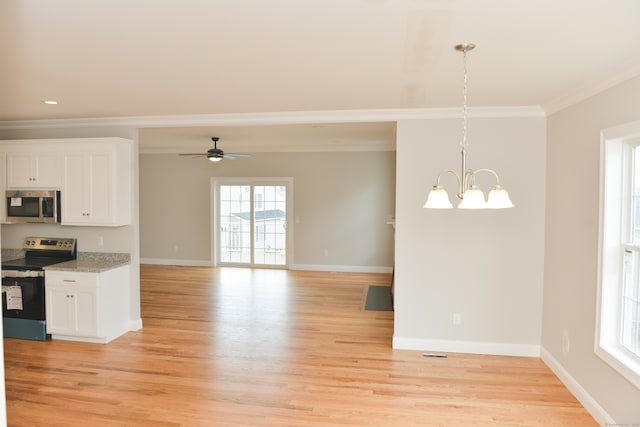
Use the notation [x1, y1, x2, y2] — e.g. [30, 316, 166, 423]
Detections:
[47, 282, 98, 337]
[45, 266, 130, 343]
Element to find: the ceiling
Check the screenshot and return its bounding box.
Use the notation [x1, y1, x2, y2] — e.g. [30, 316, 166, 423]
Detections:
[2, 0, 640, 152]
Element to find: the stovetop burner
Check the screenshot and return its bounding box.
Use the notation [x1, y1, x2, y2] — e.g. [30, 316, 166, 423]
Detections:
[2, 257, 68, 270]
[2, 237, 77, 271]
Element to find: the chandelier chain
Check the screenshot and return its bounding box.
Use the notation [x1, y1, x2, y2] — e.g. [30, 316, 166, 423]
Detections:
[461, 48, 469, 151]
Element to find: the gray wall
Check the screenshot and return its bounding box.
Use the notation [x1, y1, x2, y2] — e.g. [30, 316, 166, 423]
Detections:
[543, 75, 640, 424]
[139, 150, 396, 271]
[393, 115, 547, 356]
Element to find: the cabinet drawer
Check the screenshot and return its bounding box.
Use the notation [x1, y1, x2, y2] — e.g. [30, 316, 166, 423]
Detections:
[45, 271, 98, 287]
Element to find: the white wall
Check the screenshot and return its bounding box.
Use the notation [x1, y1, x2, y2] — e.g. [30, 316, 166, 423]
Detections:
[543, 75, 640, 424]
[393, 115, 546, 356]
[139, 150, 396, 271]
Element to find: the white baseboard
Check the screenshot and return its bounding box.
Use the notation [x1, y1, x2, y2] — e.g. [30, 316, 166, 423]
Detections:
[392, 336, 540, 357]
[141, 258, 212, 267]
[292, 264, 393, 274]
[540, 347, 615, 426]
[140, 259, 392, 273]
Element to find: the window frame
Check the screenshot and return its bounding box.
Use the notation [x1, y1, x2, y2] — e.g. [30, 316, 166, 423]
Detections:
[596, 121, 640, 390]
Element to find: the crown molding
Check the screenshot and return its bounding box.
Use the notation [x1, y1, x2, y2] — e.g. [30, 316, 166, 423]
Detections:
[543, 65, 640, 116]
[0, 106, 546, 131]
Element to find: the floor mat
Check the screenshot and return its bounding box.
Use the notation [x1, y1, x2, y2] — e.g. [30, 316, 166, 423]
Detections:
[364, 285, 394, 311]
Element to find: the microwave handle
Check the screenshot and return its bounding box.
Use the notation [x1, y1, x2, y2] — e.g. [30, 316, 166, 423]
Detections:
[41, 197, 47, 217]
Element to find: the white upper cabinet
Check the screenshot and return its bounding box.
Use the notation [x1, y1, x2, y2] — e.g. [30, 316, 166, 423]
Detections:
[0, 137, 132, 227]
[61, 138, 132, 226]
[0, 151, 6, 222]
[6, 147, 60, 189]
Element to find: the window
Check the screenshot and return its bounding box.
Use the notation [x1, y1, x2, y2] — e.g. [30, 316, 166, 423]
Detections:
[597, 121, 640, 390]
[622, 249, 640, 354]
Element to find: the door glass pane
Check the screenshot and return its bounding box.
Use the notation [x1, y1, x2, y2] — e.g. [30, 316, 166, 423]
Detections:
[253, 185, 287, 266]
[219, 185, 251, 264]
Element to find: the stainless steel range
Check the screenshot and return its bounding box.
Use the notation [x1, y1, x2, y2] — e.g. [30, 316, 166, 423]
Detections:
[2, 237, 77, 341]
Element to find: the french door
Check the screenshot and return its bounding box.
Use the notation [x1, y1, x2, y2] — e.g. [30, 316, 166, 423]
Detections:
[214, 179, 291, 268]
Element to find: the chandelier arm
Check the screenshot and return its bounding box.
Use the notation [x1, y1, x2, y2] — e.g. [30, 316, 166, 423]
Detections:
[471, 168, 502, 185]
[435, 169, 462, 187]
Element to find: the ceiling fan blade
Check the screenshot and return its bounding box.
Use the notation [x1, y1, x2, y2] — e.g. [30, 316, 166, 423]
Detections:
[224, 153, 251, 159]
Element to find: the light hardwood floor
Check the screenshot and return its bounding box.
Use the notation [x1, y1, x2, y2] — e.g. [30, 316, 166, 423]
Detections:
[4, 266, 596, 426]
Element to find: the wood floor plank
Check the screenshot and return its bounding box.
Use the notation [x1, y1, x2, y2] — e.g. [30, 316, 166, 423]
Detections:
[3, 266, 597, 426]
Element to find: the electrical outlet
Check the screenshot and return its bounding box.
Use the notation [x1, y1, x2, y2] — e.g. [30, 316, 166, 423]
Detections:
[97, 236, 104, 247]
[324, 249, 329, 257]
[453, 313, 462, 325]
[173, 245, 179, 253]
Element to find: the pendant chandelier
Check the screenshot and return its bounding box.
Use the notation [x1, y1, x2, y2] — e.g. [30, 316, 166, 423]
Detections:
[424, 43, 514, 210]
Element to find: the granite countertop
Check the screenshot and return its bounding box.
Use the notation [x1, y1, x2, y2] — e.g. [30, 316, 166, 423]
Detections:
[1, 248, 25, 262]
[2, 249, 130, 273]
[44, 252, 131, 273]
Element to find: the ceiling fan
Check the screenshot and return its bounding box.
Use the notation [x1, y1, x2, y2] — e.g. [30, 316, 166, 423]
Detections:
[179, 137, 251, 162]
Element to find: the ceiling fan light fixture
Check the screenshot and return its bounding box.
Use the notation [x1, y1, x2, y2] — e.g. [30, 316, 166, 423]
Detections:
[179, 136, 251, 162]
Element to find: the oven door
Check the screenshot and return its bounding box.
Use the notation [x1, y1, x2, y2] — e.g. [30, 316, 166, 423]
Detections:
[2, 275, 46, 320]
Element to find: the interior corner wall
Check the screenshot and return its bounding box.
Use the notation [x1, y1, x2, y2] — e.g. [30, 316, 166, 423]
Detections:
[393, 115, 546, 356]
[543, 75, 640, 424]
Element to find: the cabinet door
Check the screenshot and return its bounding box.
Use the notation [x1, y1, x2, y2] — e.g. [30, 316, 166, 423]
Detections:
[35, 153, 60, 186]
[6, 153, 34, 188]
[62, 151, 114, 225]
[46, 286, 75, 335]
[62, 153, 90, 223]
[73, 287, 99, 337]
[7, 152, 60, 188]
[85, 152, 113, 224]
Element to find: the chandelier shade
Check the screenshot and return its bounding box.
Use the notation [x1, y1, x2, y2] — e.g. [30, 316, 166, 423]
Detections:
[423, 185, 453, 209]
[457, 186, 487, 209]
[486, 185, 515, 209]
[423, 43, 514, 210]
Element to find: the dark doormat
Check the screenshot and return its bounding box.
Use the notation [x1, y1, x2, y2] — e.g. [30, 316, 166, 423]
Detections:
[365, 285, 394, 311]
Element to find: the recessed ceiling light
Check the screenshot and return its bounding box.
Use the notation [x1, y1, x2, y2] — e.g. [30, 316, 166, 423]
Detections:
[43, 100, 58, 105]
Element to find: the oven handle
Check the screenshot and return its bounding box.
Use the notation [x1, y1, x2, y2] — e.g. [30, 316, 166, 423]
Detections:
[1, 270, 44, 278]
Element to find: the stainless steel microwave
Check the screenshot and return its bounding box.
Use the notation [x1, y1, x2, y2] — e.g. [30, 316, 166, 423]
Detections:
[5, 190, 61, 223]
